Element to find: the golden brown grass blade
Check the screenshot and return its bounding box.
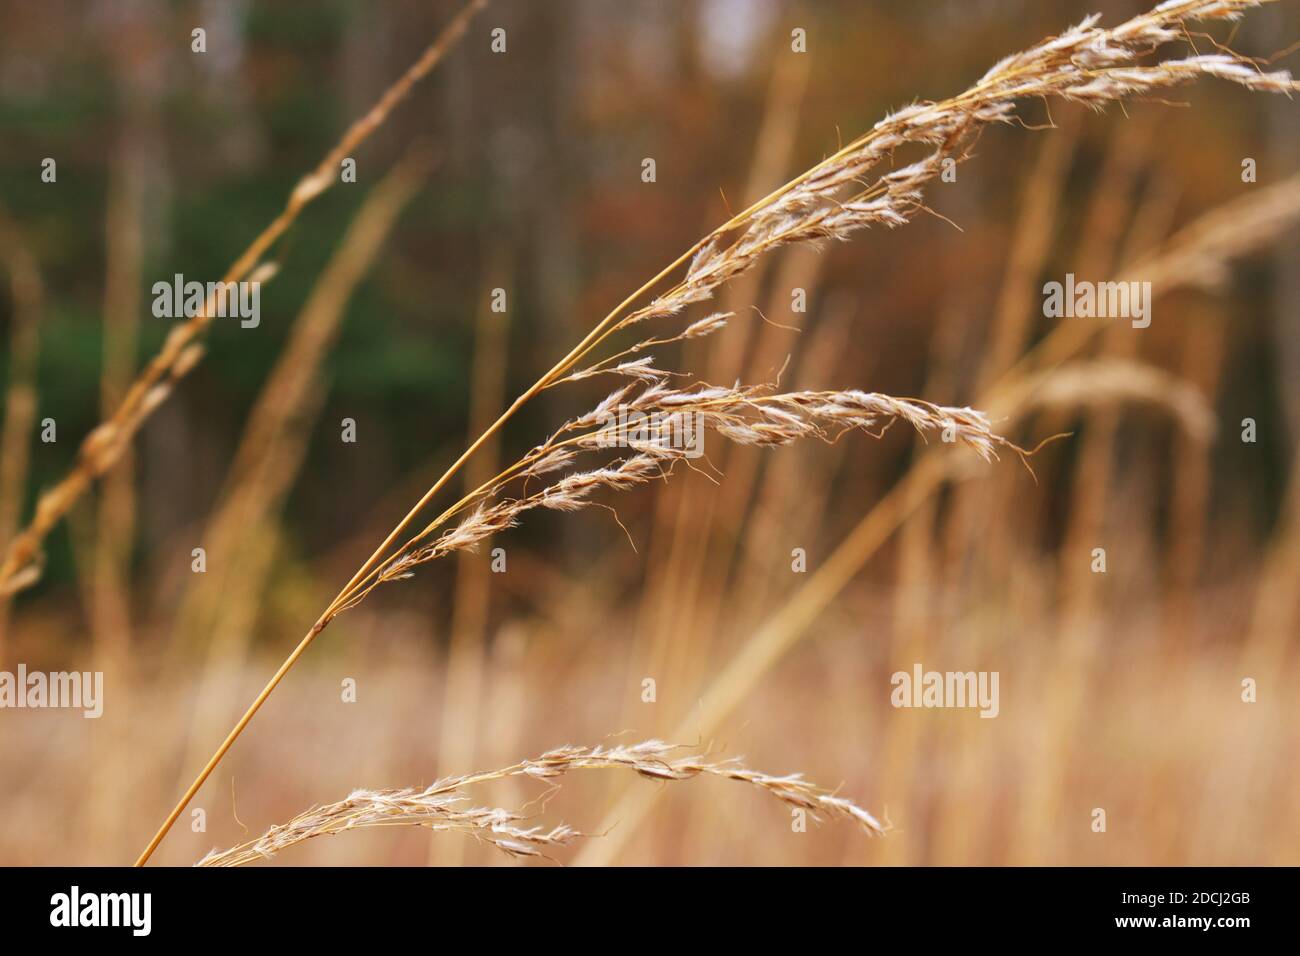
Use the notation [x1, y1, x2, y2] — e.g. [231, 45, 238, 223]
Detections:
[0, 0, 487, 599]
[166, 146, 434, 796]
[140, 0, 1297, 868]
[196, 741, 883, 867]
[124, 2, 486, 867]
[574, 169, 1300, 865]
[0, 210, 44, 647]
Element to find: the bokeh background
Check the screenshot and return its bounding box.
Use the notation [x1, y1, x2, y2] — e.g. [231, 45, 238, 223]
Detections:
[1, 0, 1298, 865]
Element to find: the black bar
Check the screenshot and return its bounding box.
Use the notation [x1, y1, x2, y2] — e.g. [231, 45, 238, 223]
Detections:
[1, 866, 1286, 941]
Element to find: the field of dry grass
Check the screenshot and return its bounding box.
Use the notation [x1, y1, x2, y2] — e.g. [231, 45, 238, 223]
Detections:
[1, 0, 1298, 867]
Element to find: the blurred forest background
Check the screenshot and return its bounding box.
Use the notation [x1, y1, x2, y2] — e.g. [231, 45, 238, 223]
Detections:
[1, 0, 1298, 865]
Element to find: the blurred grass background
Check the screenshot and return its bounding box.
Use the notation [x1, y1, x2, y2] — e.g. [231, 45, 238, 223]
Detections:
[1, 0, 1298, 865]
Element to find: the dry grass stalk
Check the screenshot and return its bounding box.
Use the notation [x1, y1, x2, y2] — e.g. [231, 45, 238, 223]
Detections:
[79, 141, 148, 863]
[574, 170, 1300, 865]
[1164, 317, 1225, 639]
[0, 212, 44, 638]
[976, 114, 1082, 392]
[196, 740, 883, 866]
[999, 358, 1216, 443]
[631, 41, 815, 670]
[165, 148, 433, 793]
[139, 0, 1294, 866]
[999, 171, 1300, 386]
[1132, 175, 1300, 294]
[0, 0, 486, 598]
[92, 142, 147, 668]
[951, 119, 1159, 587]
[335, 0, 1299, 620]
[433, 248, 513, 865]
[342, 0, 1297, 616]
[170, 145, 433, 657]
[614, 53, 818, 768]
[354, 385, 1014, 604]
